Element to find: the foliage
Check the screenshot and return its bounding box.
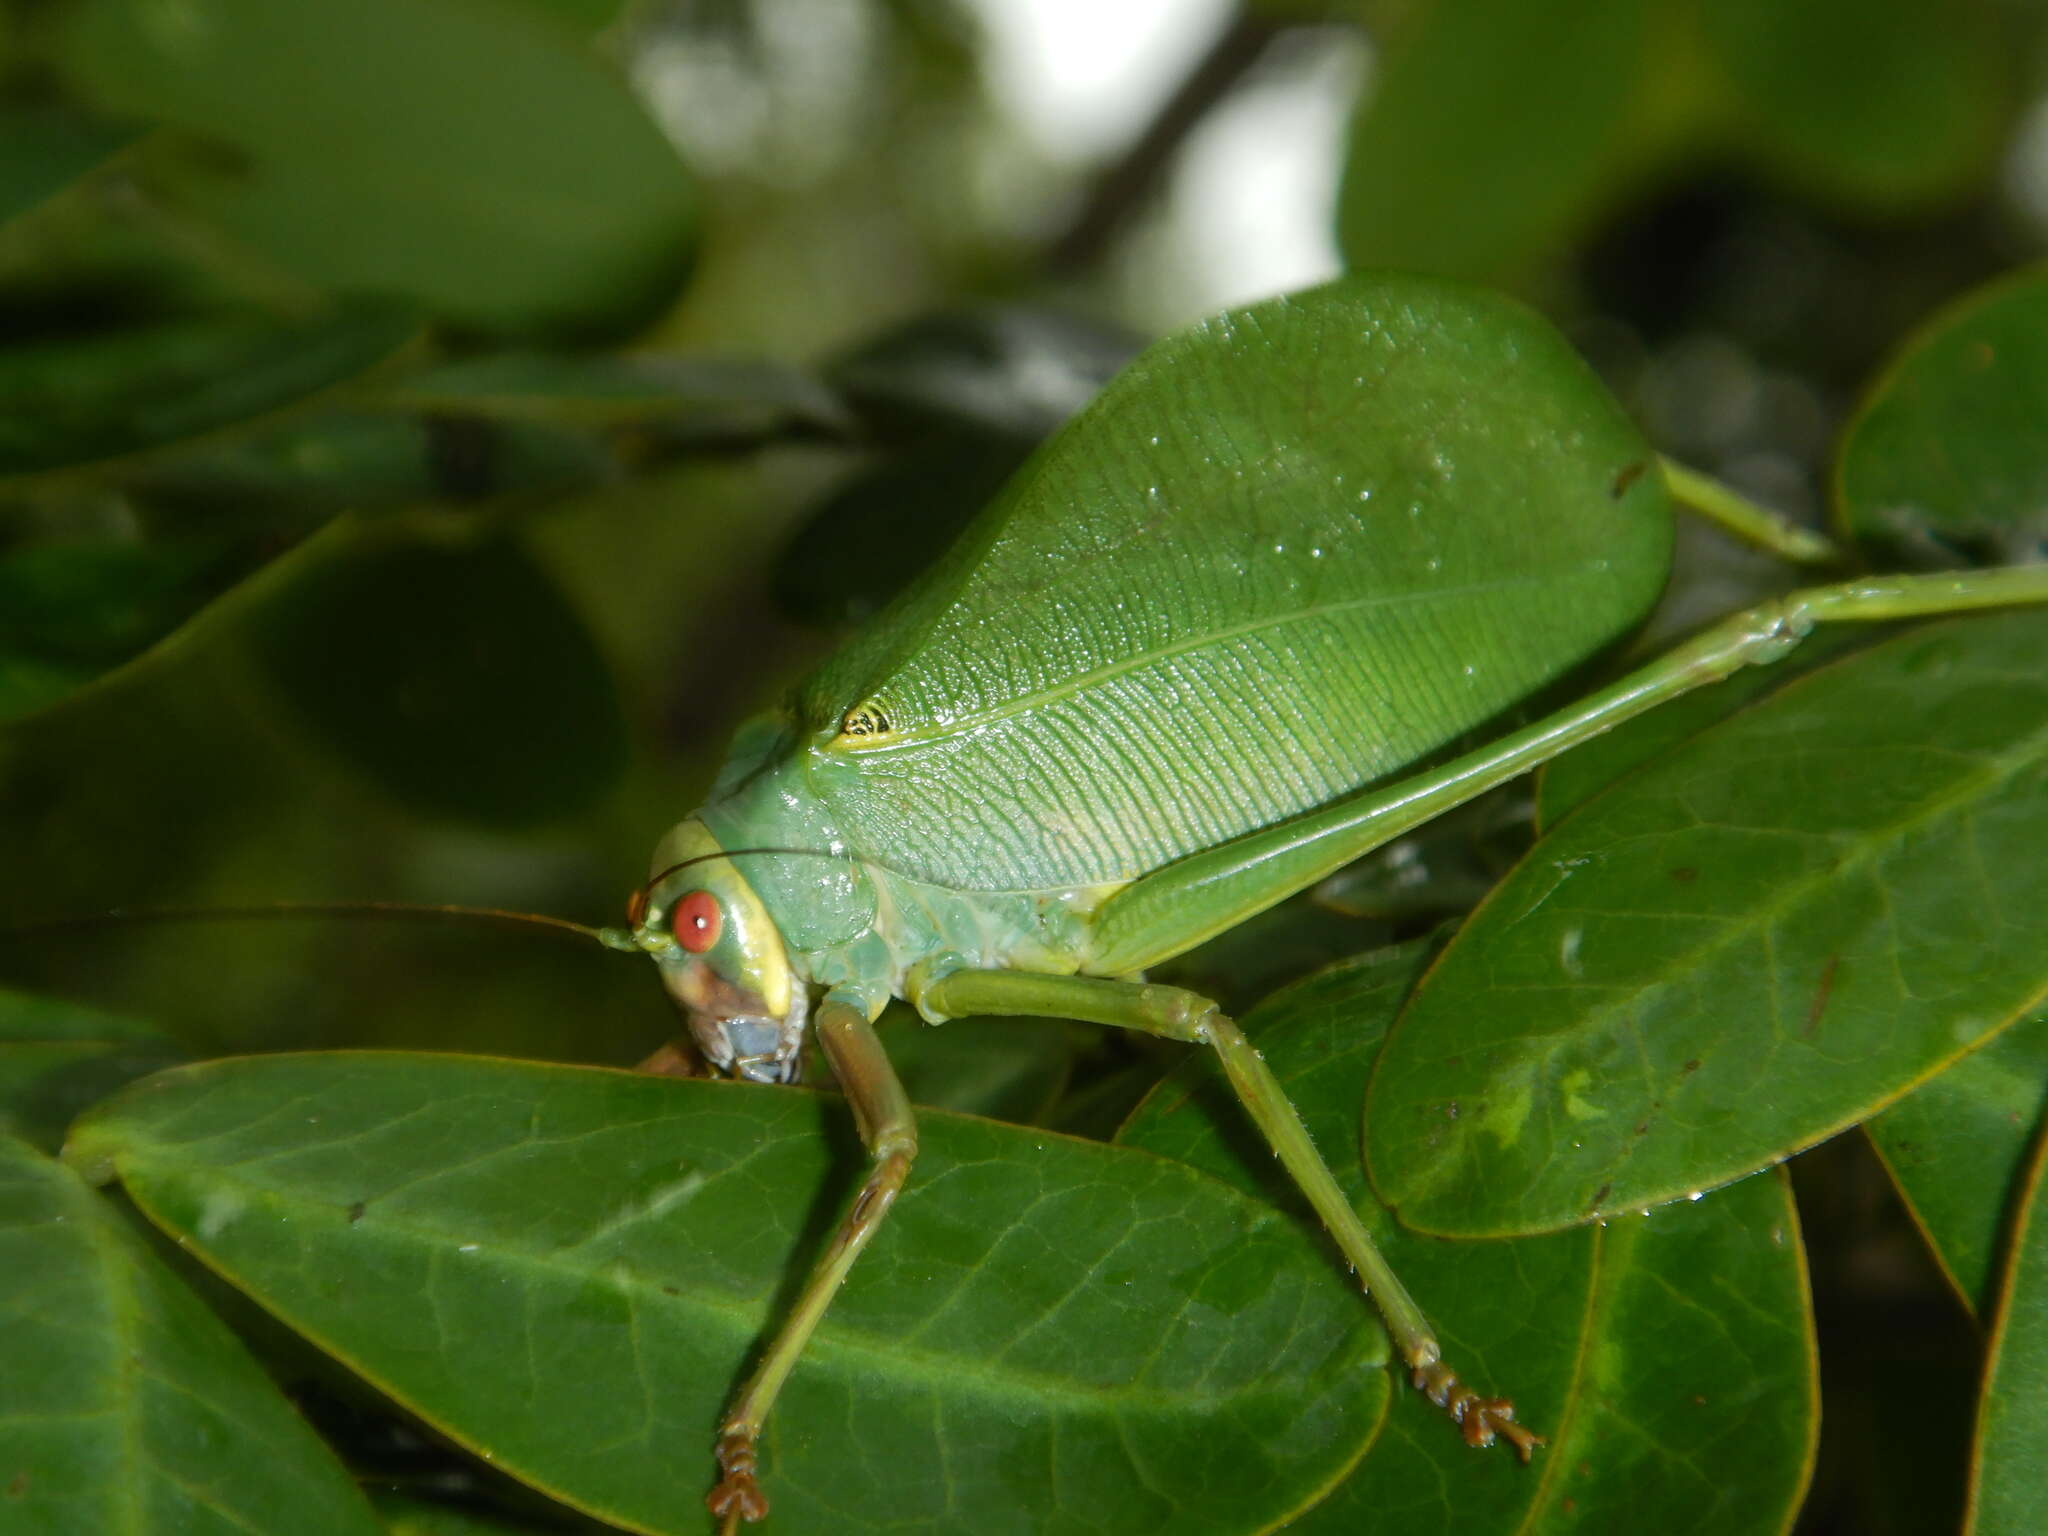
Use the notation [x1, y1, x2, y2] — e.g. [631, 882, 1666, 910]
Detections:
[3, 2, 2047, 1533]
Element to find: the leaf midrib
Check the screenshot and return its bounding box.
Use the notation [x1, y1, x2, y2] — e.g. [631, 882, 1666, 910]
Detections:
[115, 1149, 1354, 1421]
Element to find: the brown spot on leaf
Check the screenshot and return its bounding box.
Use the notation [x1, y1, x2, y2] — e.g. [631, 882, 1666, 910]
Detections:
[1443, 1100, 1461, 1120]
[1611, 460, 1648, 498]
[1669, 866, 1698, 884]
[7, 1472, 27, 1498]
[1682, 1058, 1701, 1075]
[1804, 956, 1840, 1037]
[1633, 1122, 1649, 1137]
[1590, 1181, 1613, 1209]
[347, 1201, 367, 1225]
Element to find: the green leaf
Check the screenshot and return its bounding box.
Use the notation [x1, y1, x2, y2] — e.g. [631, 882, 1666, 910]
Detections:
[0, 99, 137, 229]
[1702, 0, 2006, 213]
[386, 353, 847, 442]
[1837, 268, 2048, 567]
[56, 0, 698, 338]
[123, 408, 617, 518]
[1533, 626, 1873, 831]
[1336, 0, 1662, 281]
[1968, 1126, 2048, 1535]
[1867, 1008, 2048, 1317]
[69, 1052, 1389, 1536]
[0, 302, 417, 475]
[1369, 609, 2048, 1236]
[0, 537, 233, 726]
[0, 1135, 380, 1534]
[0, 988, 185, 1154]
[1120, 941, 1814, 1533]
[250, 521, 629, 826]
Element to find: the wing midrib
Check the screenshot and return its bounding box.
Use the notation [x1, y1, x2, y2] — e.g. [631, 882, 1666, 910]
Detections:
[838, 566, 1561, 753]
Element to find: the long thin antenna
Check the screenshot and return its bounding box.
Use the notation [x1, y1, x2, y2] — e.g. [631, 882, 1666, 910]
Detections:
[3, 901, 639, 951]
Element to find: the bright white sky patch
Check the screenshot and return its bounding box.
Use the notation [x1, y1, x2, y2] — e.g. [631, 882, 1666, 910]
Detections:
[1164, 31, 1368, 314]
[969, 0, 1231, 162]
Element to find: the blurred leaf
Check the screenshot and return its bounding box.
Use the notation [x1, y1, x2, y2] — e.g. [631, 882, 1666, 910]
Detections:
[1867, 1009, 2048, 1317]
[1837, 268, 2048, 567]
[387, 353, 848, 442]
[511, 0, 629, 33]
[1968, 1126, 2048, 1535]
[0, 301, 416, 475]
[70, 1052, 1389, 1536]
[1337, 0, 1662, 280]
[250, 520, 628, 826]
[124, 408, 617, 519]
[55, 0, 699, 338]
[0, 98, 136, 228]
[0, 536, 232, 724]
[1121, 940, 1814, 1533]
[0, 988, 184, 1153]
[1703, 0, 2006, 213]
[1337, 0, 2008, 283]
[1369, 610, 2048, 1236]
[773, 307, 1136, 627]
[772, 436, 1027, 626]
[0, 1134, 381, 1534]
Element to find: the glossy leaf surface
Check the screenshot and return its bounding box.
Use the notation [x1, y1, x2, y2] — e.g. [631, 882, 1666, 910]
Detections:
[1867, 1009, 2048, 1316]
[0, 988, 184, 1155]
[1121, 941, 1815, 1533]
[56, 0, 697, 336]
[1837, 269, 2048, 566]
[1370, 610, 2048, 1236]
[70, 1053, 1388, 1536]
[1533, 627, 1872, 832]
[1969, 1127, 2048, 1535]
[0, 1135, 379, 1535]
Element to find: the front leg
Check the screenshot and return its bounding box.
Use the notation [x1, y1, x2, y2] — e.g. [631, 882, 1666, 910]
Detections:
[707, 988, 918, 1528]
[910, 967, 1541, 1461]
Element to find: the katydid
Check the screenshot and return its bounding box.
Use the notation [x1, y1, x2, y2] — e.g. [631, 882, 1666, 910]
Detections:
[616, 271, 2048, 1526]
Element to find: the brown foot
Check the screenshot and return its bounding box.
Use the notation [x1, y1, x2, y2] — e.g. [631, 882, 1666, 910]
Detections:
[706, 1430, 769, 1524]
[1412, 1361, 1546, 1463]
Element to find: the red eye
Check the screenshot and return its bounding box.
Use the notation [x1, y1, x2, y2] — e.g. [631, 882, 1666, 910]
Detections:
[672, 890, 722, 953]
[625, 888, 648, 927]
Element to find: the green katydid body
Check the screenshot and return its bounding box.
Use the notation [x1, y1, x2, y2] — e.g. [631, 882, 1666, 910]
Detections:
[642, 273, 1672, 1071]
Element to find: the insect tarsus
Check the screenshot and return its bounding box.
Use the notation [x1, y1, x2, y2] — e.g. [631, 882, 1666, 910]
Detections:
[1413, 1359, 1544, 1461]
[708, 1429, 768, 1526]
